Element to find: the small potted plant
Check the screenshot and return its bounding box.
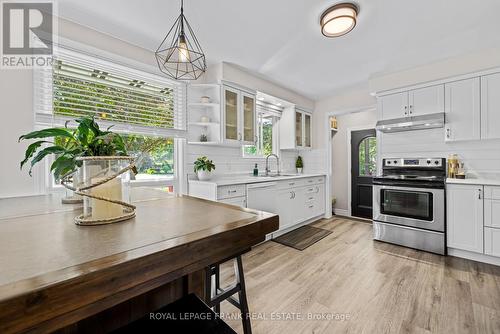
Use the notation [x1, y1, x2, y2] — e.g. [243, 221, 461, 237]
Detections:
[19, 116, 136, 225]
[194, 156, 215, 181]
[296, 156, 303, 174]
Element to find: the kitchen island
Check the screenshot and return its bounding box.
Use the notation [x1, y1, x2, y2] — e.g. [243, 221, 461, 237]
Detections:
[0, 188, 278, 333]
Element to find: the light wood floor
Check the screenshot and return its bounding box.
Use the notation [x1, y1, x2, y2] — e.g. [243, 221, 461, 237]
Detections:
[220, 217, 500, 334]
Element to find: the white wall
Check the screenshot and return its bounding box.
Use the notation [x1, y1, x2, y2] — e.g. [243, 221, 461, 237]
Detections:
[330, 109, 378, 212]
[313, 85, 376, 150]
[0, 18, 160, 198]
[369, 47, 500, 93]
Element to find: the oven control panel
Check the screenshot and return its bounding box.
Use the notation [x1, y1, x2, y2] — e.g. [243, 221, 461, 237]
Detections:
[384, 158, 443, 167]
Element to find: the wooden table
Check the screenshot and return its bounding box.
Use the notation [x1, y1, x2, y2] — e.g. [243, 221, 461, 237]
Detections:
[0, 189, 278, 333]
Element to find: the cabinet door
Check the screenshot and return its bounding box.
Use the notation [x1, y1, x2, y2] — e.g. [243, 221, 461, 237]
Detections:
[378, 92, 408, 120]
[447, 184, 484, 253]
[408, 84, 444, 116]
[304, 113, 312, 148]
[314, 184, 325, 217]
[484, 227, 500, 257]
[295, 111, 303, 147]
[276, 188, 294, 229]
[481, 72, 500, 140]
[444, 78, 481, 141]
[241, 93, 256, 144]
[224, 86, 239, 142]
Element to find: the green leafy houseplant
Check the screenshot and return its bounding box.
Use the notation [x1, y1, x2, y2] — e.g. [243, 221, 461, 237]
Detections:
[296, 156, 303, 169]
[193, 156, 215, 181]
[19, 116, 128, 181]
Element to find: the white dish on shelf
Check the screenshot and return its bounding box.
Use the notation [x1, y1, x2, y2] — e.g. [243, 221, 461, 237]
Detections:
[200, 96, 211, 103]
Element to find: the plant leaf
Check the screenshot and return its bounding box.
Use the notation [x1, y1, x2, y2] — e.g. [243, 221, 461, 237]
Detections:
[29, 146, 67, 176]
[52, 156, 77, 181]
[20, 140, 50, 169]
[19, 128, 74, 142]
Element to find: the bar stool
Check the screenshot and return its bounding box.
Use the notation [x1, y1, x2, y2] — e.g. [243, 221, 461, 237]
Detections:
[205, 251, 252, 334]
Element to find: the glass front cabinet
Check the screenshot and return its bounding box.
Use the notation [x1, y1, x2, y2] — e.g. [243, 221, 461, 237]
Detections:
[223, 85, 256, 145]
[280, 107, 312, 149]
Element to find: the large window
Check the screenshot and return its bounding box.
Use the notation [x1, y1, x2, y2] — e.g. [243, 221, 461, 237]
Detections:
[35, 47, 186, 191]
[243, 111, 275, 157]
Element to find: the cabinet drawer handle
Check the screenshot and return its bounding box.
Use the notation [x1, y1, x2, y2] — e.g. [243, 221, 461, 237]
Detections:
[308, 197, 314, 200]
[289, 182, 295, 186]
[308, 180, 313, 183]
[315, 186, 320, 193]
[308, 188, 313, 192]
[308, 205, 314, 208]
[228, 189, 237, 194]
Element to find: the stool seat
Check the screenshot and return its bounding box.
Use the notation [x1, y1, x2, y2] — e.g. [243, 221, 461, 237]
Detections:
[112, 293, 236, 334]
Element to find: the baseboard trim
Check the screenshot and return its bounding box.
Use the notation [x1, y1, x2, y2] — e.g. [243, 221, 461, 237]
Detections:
[334, 209, 349, 216]
[448, 248, 500, 267]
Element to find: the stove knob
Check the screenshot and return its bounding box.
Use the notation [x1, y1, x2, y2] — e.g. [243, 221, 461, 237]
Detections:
[427, 160, 431, 164]
[387, 161, 391, 165]
[393, 160, 398, 164]
[434, 160, 439, 165]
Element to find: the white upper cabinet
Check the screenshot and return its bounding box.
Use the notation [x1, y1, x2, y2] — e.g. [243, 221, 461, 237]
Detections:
[447, 184, 484, 253]
[378, 85, 443, 120]
[378, 92, 408, 120]
[481, 72, 500, 140]
[444, 78, 481, 141]
[408, 85, 444, 116]
[223, 85, 256, 145]
[280, 107, 312, 150]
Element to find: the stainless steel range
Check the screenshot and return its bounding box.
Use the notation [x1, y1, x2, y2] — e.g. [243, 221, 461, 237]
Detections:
[372, 158, 446, 255]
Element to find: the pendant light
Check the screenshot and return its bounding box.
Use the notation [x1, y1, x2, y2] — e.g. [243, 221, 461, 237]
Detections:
[320, 3, 359, 38]
[155, 0, 206, 80]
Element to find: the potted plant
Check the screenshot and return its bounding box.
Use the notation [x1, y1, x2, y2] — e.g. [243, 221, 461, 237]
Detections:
[296, 156, 303, 174]
[194, 156, 215, 181]
[19, 116, 136, 225]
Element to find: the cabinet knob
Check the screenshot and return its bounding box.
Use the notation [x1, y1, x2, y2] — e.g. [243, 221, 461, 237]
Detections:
[478, 189, 482, 200]
[404, 105, 408, 116]
[446, 128, 451, 139]
[409, 105, 413, 115]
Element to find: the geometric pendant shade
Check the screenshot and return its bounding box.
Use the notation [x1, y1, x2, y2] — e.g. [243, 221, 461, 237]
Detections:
[155, 0, 206, 80]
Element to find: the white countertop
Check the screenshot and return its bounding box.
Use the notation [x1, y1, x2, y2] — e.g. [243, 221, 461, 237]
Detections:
[189, 173, 326, 186]
[446, 178, 500, 186]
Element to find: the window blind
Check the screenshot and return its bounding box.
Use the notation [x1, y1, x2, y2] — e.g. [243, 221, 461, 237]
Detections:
[34, 47, 187, 138]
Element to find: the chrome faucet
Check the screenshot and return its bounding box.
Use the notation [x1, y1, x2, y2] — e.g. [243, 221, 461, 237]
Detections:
[265, 154, 280, 176]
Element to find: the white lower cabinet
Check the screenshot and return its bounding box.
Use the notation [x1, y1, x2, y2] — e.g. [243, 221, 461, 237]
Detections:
[485, 227, 500, 257]
[189, 176, 326, 234]
[446, 184, 484, 253]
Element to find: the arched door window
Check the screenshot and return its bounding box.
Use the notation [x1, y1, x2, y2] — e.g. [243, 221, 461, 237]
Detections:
[358, 136, 376, 176]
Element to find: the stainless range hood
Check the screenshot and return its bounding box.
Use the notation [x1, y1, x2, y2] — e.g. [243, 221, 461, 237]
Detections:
[376, 112, 445, 133]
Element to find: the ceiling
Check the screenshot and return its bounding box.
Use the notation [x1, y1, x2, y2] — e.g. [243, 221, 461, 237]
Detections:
[57, 0, 500, 100]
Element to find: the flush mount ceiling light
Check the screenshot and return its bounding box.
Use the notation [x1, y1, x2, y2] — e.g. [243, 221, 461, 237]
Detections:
[155, 0, 206, 80]
[320, 2, 358, 38]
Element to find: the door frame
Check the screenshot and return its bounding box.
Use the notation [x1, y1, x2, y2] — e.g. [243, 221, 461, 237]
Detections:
[347, 126, 377, 217]
[323, 105, 377, 220]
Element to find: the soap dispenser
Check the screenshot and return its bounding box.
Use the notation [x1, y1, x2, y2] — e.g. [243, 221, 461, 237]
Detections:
[253, 163, 259, 176]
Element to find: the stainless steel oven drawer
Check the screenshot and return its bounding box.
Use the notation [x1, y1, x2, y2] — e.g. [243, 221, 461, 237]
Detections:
[373, 221, 445, 255]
